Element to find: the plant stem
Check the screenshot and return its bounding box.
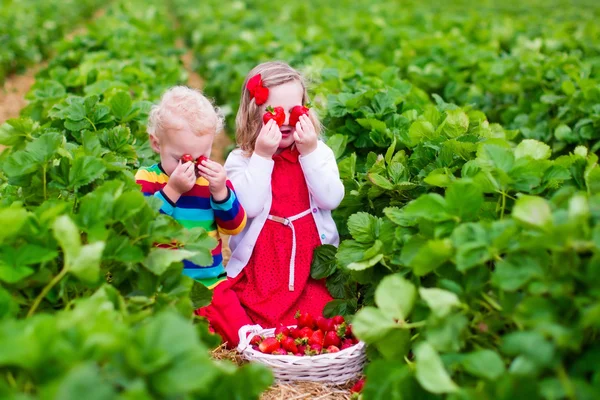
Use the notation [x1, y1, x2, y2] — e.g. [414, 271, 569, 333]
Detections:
[27, 265, 69, 318]
[85, 117, 97, 131]
[400, 320, 426, 329]
[500, 190, 507, 219]
[42, 164, 47, 200]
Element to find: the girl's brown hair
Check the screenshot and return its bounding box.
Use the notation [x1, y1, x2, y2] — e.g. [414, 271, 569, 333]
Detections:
[235, 61, 321, 154]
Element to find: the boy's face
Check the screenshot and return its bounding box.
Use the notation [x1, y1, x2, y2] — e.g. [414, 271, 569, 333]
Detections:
[150, 120, 213, 176]
[259, 80, 304, 150]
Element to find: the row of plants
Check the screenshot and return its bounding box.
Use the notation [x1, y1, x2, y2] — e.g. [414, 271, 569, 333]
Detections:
[173, 0, 600, 154]
[0, 0, 103, 84]
[0, 1, 271, 398]
[172, 0, 600, 398]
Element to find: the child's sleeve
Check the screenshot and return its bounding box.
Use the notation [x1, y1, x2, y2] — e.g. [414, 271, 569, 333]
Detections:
[135, 168, 176, 216]
[210, 180, 247, 235]
[299, 141, 345, 210]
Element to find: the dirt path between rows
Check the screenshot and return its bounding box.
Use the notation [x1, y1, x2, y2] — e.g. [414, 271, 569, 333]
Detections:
[0, 8, 106, 153]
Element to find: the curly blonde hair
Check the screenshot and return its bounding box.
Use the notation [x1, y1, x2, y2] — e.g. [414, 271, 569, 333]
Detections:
[148, 86, 224, 139]
[235, 61, 321, 154]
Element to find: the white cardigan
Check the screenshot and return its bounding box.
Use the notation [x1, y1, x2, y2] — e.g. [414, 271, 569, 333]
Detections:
[224, 141, 345, 278]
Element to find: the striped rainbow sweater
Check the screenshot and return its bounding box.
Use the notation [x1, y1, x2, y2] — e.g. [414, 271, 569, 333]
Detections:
[135, 163, 246, 288]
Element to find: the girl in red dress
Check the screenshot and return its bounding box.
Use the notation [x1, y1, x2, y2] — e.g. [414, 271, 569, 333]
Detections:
[199, 61, 345, 347]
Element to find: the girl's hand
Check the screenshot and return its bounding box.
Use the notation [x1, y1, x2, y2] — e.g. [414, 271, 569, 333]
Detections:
[255, 119, 282, 159]
[163, 160, 196, 202]
[294, 115, 318, 155]
[197, 158, 228, 201]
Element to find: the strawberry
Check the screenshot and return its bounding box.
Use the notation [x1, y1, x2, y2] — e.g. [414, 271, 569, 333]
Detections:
[341, 338, 354, 350]
[323, 331, 341, 348]
[351, 378, 365, 394]
[281, 336, 298, 353]
[332, 315, 345, 325]
[309, 343, 323, 354]
[295, 310, 315, 329]
[274, 324, 290, 337]
[289, 104, 310, 126]
[297, 344, 307, 354]
[289, 327, 302, 339]
[272, 348, 288, 355]
[196, 155, 208, 165]
[346, 323, 353, 337]
[316, 316, 334, 332]
[249, 335, 263, 346]
[326, 345, 340, 353]
[298, 326, 314, 339]
[251, 345, 259, 351]
[294, 352, 303, 357]
[259, 337, 280, 354]
[262, 106, 285, 127]
[336, 323, 348, 339]
[180, 154, 195, 163]
[309, 330, 324, 346]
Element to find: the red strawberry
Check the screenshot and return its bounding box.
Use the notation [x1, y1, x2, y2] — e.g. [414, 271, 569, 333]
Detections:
[294, 352, 303, 357]
[309, 343, 323, 354]
[249, 335, 263, 346]
[341, 338, 354, 350]
[295, 310, 315, 329]
[309, 330, 324, 346]
[323, 331, 341, 348]
[289, 328, 302, 339]
[274, 324, 291, 337]
[262, 106, 285, 127]
[346, 324, 353, 337]
[332, 315, 345, 325]
[316, 316, 334, 332]
[297, 344, 307, 354]
[351, 378, 365, 393]
[251, 345, 259, 351]
[298, 326, 314, 339]
[259, 337, 280, 354]
[272, 348, 288, 355]
[281, 336, 298, 353]
[196, 155, 208, 165]
[180, 154, 194, 163]
[289, 104, 310, 126]
[326, 345, 340, 353]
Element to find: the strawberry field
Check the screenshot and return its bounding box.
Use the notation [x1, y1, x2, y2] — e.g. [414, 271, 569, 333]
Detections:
[1, 0, 600, 399]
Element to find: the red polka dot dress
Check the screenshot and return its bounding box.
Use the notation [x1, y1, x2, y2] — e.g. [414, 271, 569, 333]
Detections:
[230, 146, 333, 328]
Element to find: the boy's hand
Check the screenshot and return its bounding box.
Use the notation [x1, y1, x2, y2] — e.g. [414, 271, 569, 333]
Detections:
[197, 159, 228, 201]
[164, 161, 196, 202]
[255, 119, 282, 159]
[294, 115, 318, 156]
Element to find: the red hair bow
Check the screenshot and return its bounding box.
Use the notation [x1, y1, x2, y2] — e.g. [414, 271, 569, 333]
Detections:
[246, 74, 269, 105]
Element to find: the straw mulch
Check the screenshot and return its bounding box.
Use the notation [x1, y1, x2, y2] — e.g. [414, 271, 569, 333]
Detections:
[211, 344, 358, 400]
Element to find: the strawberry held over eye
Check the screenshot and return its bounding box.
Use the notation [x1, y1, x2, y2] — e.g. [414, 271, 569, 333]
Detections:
[262, 106, 285, 127]
[289, 104, 310, 126]
[180, 154, 195, 163]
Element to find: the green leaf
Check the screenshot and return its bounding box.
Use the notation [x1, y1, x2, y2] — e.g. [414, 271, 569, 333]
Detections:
[375, 274, 416, 321]
[190, 280, 213, 309]
[70, 242, 105, 284]
[502, 331, 555, 367]
[69, 156, 106, 190]
[368, 173, 394, 190]
[348, 212, 379, 243]
[0, 261, 34, 283]
[375, 328, 411, 361]
[445, 181, 483, 221]
[311, 244, 338, 279]
[455, 242, 490, 272]
[110, 91, 133, 121]
[402, 194, 451, 222]
[478, 144, 514, 172]
[405, 238, 453, 276]
[441, 109, 469, 138]
[461, 350, 506, 380]
[353, 307, 396, 343]
[363, 361, 419, 400]
[514, 139, 551, 160]
[0, 207, 29, 242]
[512, 195, 552, 230]
[492, 254, 543, 291]
[419, 288, 460, 317]
[144, 248, 197, 276]
[415, 342, 458, 393]
[52, 363, 117, 400]
[408, 119, 435, 147]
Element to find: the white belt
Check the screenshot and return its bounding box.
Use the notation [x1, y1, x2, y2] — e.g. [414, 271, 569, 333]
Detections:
[267, 208, 312, 291]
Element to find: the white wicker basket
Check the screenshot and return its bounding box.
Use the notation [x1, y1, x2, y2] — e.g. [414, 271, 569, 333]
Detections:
[237, 324, 367, 383]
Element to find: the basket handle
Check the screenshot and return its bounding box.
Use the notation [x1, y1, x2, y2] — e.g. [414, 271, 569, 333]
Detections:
[237, 324, 264, 352]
